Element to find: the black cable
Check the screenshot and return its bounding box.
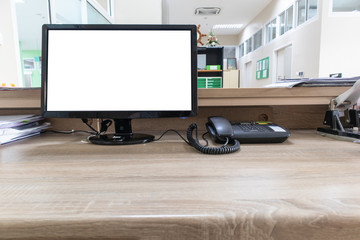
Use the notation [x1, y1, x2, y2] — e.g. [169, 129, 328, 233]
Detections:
[81, 118, 99, 135]
[186, 123, 240, 154]
[202, 132, 209, 147]
[154, 124, 240, 154]
[43, 130, 96, 135]
[45, 120, 240, 154]
[43, 119, 99, 135]
[100, 119, 112, 133]
[153, 129, 190, 144]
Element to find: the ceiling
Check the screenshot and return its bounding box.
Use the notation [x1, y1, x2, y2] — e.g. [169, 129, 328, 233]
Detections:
[16, 0, 273, 50]
[162, 0, 273, 35]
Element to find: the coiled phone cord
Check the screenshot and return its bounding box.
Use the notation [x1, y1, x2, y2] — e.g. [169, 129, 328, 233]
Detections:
[80, 119, 240, 154]
[186, 123, 240, 154]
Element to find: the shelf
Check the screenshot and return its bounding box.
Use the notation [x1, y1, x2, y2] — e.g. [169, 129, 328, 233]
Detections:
[0, 86, 351, 110]
[198, 70, 223, 73]
[198, 87, 351, 106]
[0, 88, 41, 109]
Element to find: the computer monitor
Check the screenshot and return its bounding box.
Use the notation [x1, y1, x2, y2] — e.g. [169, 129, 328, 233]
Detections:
[41, 24, 198, 145]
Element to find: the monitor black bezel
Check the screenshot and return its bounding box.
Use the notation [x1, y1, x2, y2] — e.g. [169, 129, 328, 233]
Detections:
[41, 24, 198, 119]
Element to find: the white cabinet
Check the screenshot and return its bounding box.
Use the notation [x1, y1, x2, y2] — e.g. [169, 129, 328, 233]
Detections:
[223, 70, 239, 88]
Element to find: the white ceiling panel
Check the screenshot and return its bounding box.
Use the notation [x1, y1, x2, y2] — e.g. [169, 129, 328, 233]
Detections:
[163, 0, 273, 35]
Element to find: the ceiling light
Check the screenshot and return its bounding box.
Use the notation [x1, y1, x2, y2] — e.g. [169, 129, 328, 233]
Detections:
[195, 7, 221, 15]
[212, 24, 244, 30]
[212, 24, 244, 35]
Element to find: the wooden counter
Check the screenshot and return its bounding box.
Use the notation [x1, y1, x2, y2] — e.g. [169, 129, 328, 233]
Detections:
[0, 87, 351, 109]
[1, 130, 360, 239]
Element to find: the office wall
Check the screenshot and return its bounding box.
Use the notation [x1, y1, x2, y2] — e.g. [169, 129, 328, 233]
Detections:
[318, 0, 360, 77]
[0, 0, 22, 87]
[114, 0, 162, 24]
[236, 0, 322, 88]
[216, 35, 239, 46]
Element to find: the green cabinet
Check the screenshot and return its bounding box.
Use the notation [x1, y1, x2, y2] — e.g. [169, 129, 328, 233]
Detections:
[197, 47, 224, 89]
[198, 77, 222, 88]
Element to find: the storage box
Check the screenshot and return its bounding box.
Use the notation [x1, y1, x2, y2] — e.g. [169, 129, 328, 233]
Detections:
[206, 65, 221, 70]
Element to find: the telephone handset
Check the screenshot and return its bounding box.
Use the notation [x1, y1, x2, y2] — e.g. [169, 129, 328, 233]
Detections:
[205, 116, 235, 142]
[187, 116, 290, 154]
[186, 117, 240, 155]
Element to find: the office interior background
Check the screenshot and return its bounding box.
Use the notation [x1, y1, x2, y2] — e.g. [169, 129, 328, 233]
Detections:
[1, 0, 360, 88]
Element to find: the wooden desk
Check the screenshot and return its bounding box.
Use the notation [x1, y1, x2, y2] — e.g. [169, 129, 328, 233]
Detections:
[1, 130, 360, 239]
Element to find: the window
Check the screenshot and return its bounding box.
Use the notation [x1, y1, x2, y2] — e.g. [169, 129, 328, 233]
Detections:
[245, 37, 253, 54]
[307, 0, 318, 19]
[266, 18, 277, 43]
[224, 46, 236, 59]
[280, 5, 294, 36]
[280, 11, 286, 35]
[253, 29, 262, 50]
[239, 43, 245, 58]
[332, 0, 359, 12]
[297, 0, 318, 26]
[297, 0, 306, 26]
[287, 6, 294, 31]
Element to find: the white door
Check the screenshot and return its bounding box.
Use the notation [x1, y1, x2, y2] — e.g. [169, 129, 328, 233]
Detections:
[244, 61, 252, 88]
[276, 45, 292, 81]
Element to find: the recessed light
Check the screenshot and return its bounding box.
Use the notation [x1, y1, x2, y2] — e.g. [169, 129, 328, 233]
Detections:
[195, 7, 221, 15]
[212, 24, 244, 30]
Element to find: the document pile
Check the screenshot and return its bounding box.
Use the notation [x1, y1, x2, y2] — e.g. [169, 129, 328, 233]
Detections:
[265, 76, 360, 88]
[0, 115, 50, 145]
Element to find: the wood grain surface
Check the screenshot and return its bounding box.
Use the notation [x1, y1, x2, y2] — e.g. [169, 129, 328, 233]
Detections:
[0, 87, 350, 109]
[1, 130, 360, 239]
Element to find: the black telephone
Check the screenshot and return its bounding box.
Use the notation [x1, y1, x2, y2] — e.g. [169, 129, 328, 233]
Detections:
[187, 116, 290, 154]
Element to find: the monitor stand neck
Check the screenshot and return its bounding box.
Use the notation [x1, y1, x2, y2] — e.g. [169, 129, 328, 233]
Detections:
[114, 119, 133, 136]
[88, 119, 154, 145]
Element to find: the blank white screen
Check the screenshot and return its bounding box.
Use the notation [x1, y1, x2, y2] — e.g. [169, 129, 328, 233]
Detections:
[46, 30, 192, 111]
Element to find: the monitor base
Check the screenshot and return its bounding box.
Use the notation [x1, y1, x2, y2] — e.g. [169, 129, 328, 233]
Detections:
[88, 133, 154, 145]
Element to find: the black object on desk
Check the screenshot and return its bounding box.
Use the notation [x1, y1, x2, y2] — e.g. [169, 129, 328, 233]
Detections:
[206, 116, 290, 144]
[317, 109, 360, 140]
[231, 122, 290, 143]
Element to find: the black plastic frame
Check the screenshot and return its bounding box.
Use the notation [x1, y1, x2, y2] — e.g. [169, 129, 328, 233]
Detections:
[41, 24, 198, 119]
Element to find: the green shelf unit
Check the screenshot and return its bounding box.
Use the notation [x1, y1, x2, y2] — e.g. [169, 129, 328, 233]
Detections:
[197, 46, 224, 88]
[198, 77, 222, 88]
[198, 78, 207, 88]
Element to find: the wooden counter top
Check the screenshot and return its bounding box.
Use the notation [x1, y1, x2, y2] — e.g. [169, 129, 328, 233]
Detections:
[0, 87, 351, 109]
[1, 130, 360, 239]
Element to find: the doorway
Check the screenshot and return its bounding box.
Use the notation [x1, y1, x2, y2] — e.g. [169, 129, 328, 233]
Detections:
[244, 61, 252, 88]
[276, 45, 292, 81]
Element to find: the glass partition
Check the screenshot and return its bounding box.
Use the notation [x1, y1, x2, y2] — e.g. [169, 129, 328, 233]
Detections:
[54, 0, 82, 24]
[14, 0, 113, 88]
[15, 0, 50, 87]
[87, 2, 111, 24]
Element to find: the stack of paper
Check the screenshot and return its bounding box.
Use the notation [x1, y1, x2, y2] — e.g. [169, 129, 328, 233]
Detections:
[0, 115, 50, 145]
[265, 76, 360, 88]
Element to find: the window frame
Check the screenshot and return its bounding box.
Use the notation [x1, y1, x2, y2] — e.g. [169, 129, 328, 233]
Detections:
[245, 37, 253, 54]
[253, 29, 263, 51]
[279, 5, 294, 36]
[296, 0, 318, 27]
[265, 18, 277, 44]
[239, 43, 245, 58]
